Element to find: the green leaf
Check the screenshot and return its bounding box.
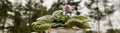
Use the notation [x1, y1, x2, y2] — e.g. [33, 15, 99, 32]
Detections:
[52, 10, 69, 23]
[65, 18, 91, 29]
[32, 15, 55, 31]
[52, 23, 64, 28]
[65, 18, 82, 28]
[36, 15, 54, 23]
[52, 10, 63, 17]
[32, 20, 46, 26]
[33, 23, 53, 31]
[72, 16, 87, 20]
[76, 22, 91, 29]
[72, 16, 89, 22]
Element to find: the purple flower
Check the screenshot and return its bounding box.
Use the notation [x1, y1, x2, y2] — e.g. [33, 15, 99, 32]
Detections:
[62, 5, 73, 12]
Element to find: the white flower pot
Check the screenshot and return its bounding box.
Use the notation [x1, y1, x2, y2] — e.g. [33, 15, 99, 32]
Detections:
[46, 27, 84, 33]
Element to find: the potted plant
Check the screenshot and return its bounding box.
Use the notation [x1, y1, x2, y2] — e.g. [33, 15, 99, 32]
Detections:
[32, 9, 91, 33]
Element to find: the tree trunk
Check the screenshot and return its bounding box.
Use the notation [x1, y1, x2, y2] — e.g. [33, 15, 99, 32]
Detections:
[28, 11, 32, 33]
[14, 22, 18, 33]
[83, 29, 86, 33]
[96, 0, 100, 33]
[108, 16, 113, 29]
[97, 20, 100, 33]
[40, 0, 44, 16]
[2, 17, 6, 33]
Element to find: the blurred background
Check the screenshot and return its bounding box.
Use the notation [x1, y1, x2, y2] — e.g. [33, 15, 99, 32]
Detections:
[0, 0, 120, 33]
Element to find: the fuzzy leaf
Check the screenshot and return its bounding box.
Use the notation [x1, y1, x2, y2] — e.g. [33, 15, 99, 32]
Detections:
[72, 16, 89, 22]
[52, 10, 69, 23]
[52, 23, 64, 28]
[52, 10, 63, 17]
[33, 23, 53, 31]
[65, 18, 91, 29]
[36, 15, 54, 23]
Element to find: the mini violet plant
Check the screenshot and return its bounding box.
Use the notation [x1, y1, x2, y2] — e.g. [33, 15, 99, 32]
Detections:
[32, 5, 91, 31]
